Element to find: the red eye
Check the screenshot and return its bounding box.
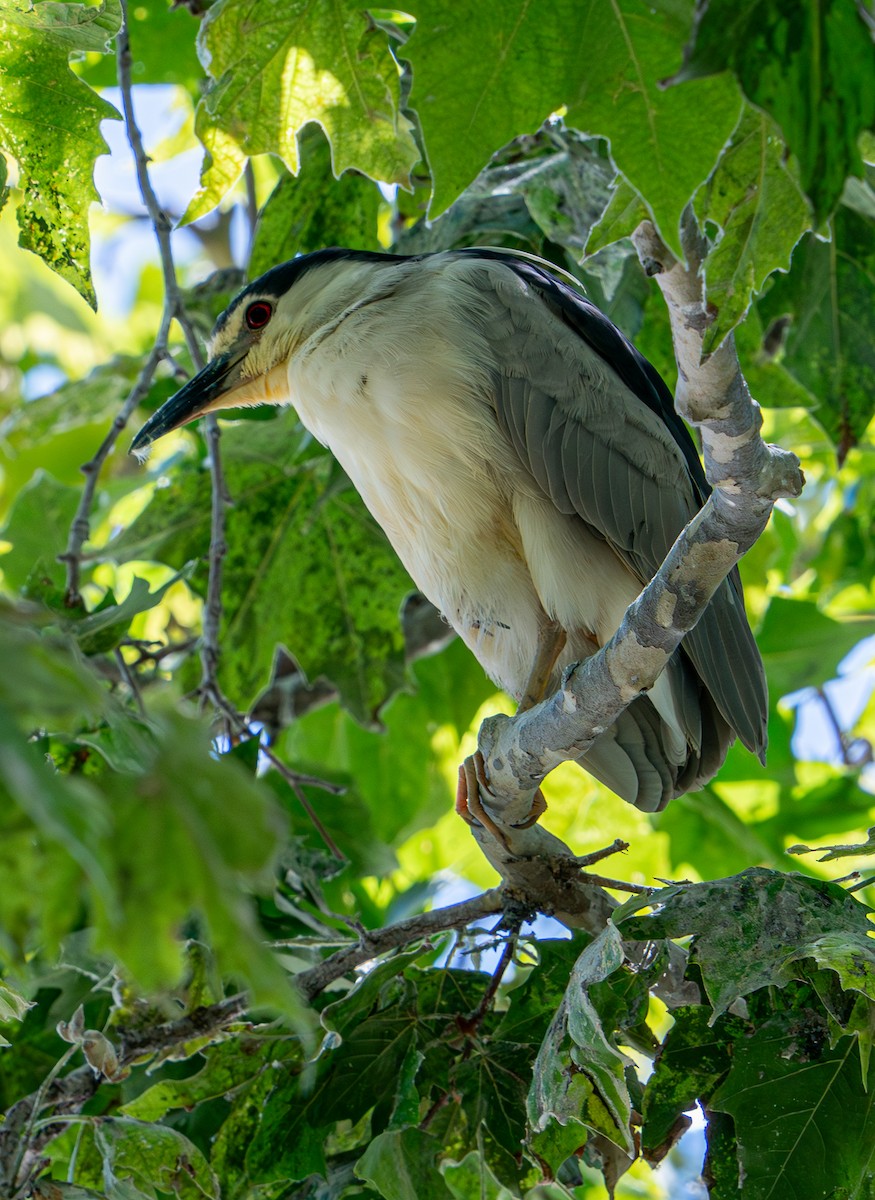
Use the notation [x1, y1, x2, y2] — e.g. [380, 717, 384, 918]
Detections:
[245, 301, 273, 330]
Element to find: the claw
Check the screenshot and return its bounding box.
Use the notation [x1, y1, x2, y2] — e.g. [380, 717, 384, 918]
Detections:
[455, 751, 548, 848]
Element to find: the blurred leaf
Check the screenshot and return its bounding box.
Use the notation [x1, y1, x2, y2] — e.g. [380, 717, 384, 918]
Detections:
[89, 709, 300, 1015]
[757, 205, 875, 456]
[186, 0, 418, 222]
[249, 128, 381, 278]
[757, 596, 875, 701]
[406, 0, 742, 257]
[675, 0, 875, 223]
[282, 637, 494, 847]
[697, 105, 810, 353]
[1, 471, 80, 593]
[69, 568, 194, 655]
[0, 0, 121, 304]
[79, 0, 202, 92]
[618, 869, 874, 1019]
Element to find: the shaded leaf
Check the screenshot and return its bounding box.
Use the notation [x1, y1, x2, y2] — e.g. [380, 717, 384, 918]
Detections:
[249, 128, 381, 279]
[757, 596, 875, 701]
[757, 205, 875, 455]
[406, 0, 742, 257]
[710, 1019, 875, 1199]
[92, 1116, 218, 1200]
[356, 1128, 454, 1200]
[676, 0, 875, 223]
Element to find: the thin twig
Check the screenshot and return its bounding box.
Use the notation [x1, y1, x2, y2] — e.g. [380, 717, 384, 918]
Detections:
[61, 335, 170, 605]
[294, 889, 507, 1003]
[62, 1, 205, 602]
[114, 647, 145, 715]
[198, 414, 231, 709]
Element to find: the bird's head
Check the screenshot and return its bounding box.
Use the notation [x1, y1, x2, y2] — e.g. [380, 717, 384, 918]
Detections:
[130, 249, 406, 457]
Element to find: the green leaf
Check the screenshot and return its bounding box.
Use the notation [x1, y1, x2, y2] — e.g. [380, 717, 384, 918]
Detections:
[0, 470, 81, 593]
[90, 710, 301, 1016]
[641, 1005, 740, 1164]
[92, 1116, 218, 1200]
[585, 177, 649, 255]
[757, 205, 875, 455]
[356, 1128, 454, 1200]
[528, 923, 633, 1155]
[676, 0, 875, 224]
[406, 0, 742, 257]
[185, 0, 418, 222]
[0, 0, 121, 305]
[115, 417, 412, 721]
[0, 979, 32, 1046]
[79, 0, 202, 91]
[617, 869, 875, 1019]
[442, 1151, 516, 1200]
[282, 637, 495, 847]
[249, 128, 381, 278]
[709, 1021, 875, 1200]
[70, 568, 194, 655]
[696, 105, 810, 353]
[121, 1033, 300, 1121]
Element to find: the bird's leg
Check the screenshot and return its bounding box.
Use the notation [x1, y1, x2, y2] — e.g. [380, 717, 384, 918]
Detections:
[457, 751, 510, 848]
[456, 622, 564, 845]
[456, 752, 548, 847]
[518, 619, 567, 712]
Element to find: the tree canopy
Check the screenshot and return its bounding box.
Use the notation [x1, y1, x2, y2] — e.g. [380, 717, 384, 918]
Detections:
[0, 2, 874, 1198]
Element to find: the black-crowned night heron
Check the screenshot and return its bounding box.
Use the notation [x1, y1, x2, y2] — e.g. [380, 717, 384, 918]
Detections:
[132, 248, 767, 835]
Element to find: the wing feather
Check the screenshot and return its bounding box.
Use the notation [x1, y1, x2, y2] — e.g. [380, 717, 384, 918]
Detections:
[459, 251, 767, 756]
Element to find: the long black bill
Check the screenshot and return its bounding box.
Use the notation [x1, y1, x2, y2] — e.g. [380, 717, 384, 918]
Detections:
[130, 349, 246, 455]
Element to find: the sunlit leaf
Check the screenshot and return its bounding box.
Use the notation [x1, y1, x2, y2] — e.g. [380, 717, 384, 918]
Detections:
[185, 0, 418, 222]
[0, 0, 121, 304]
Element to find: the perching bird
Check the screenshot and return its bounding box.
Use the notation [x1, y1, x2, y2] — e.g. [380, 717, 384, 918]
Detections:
[132, 248, 767, 826]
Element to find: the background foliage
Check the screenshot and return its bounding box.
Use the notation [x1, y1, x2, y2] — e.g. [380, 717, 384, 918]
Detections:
[0, 1, 874, 1197]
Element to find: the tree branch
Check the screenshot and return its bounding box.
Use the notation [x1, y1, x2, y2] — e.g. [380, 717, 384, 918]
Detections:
[465, 213, 805, 864]
[0, 994, 248, 1195]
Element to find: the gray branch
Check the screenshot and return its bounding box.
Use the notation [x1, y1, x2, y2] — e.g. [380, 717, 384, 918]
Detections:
[467, 213, 804, 869]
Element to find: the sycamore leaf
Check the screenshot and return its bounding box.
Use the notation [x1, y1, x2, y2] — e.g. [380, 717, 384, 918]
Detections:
[405, 0, 741, 257]
[92, 1117, 218, 1200]
[528, 923, 634, 1155]
[709, 1021, 875, 1200]
[249, 128, 381, 278]
[0, 0, 121, 305]
[585, 176, 649, 256]
[617, 869, 875, 1020]
[757, 204, 875, 458]
[674, 0, 875, 224]
[185, 0, 418, 222]
[697, 105, 811, 353]
[356, 1129, 454, 1200]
